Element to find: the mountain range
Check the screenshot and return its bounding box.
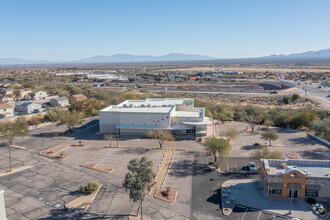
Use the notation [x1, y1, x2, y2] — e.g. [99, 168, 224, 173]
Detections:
[1, 49, 330, 65]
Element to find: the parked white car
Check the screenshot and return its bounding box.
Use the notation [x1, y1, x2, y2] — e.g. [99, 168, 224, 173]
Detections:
[249, 162, 257, 172]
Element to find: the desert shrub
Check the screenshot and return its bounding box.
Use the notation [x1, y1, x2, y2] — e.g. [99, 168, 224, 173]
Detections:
[251, 146, 283, 160]
[78, 183, 99, 194]
[288, 111, 318, 129]
[28, 116, 41, 127]
[282, 96, 292, 104]
[311, 118, 330, 141]
[291, 94, 300, 102]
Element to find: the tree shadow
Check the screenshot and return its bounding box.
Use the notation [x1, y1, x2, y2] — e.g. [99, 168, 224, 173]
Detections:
[37, 207, 127, 220]
[241, 145, 260, 151]
[32, 132, 63, 138]
[300, 148, 329, 160]
[115, 148, 152, 155]
[168, 159, 195, 178]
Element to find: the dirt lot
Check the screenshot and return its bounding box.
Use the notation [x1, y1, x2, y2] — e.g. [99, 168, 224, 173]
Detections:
[215, 121, 330, 160]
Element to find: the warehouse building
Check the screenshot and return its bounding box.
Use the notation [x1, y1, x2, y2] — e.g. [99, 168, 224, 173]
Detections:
[260, 159, 330, 200]
[99, 98, 213, 136]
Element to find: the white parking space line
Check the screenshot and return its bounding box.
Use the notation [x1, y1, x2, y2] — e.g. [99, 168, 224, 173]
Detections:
[257, 212, 262, 220]
[95, 151, 113, 166]
[241, 208, 248, 220]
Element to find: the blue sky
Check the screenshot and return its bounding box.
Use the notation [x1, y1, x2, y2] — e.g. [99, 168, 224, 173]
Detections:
[1, 0, 330, 60]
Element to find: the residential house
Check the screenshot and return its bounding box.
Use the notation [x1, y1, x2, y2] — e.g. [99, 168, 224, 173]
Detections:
[30, 91, 47, 100]
[50, 97, 70, 107]
[69, 94, 87, 104]
[15, 102, 42, 115]
[0, 102, 14, 118]
[0, 95, 13, 102]
[19, 89, 32, 99]
[0, 89, 14, 96]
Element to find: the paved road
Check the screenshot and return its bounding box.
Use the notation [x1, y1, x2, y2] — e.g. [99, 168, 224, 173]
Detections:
[282, 80, 330, 108]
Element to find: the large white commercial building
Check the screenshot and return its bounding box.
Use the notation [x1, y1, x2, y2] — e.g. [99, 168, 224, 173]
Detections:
[99, 98, 213, 136]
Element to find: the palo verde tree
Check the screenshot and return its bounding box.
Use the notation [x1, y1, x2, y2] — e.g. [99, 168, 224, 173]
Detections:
[213, 105, 234, 124]
[261, 130, 279, 146]
[204, 137, 231, 163]
[123, 157, 155, 219]
[220, 127, 238, 143]
[149, 129, 174, 149]
[243, 105, 263, 132]
[57, 110, 82, 134]
[0, 117, 29, 172]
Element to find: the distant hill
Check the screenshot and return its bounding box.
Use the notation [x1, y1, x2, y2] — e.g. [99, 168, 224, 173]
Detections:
[1, 49, 330, 65]
[261, 49, 330, 61]
[77, 53, 216, 63]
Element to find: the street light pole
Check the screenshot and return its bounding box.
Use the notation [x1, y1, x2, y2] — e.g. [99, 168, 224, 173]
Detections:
[8, 145, 13, 172]
[116, 112, 119, 148]
[289, 173, 294, 215]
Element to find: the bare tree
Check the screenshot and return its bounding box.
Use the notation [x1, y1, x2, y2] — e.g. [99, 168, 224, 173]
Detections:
[149, 129, 173, 149]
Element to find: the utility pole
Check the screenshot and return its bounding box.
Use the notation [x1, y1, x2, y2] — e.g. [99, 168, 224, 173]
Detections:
[8, 145, 13, 172]
[289, 173, 295, 215]
[116, 112, 119, 147]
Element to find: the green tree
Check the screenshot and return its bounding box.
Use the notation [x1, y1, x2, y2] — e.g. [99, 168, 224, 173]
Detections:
[69, 98, 105, 116]
[221, 127, 238, 143]
[243, 105, 263, 132]
[244, 114, 262, 132]
[204, 137, 231, 162]
[149, 129, 173, 149]
[261, 130, 279, 146]
[291, 94, 300, 102]
[57, 110, 82, 133]
[123, 157, 155, 219]
[311, 118, 330, 141]
[263, 119, 274, 131]
[0, 117, 29, 171]
[289, 111, 318, 129]
[282, 95, 292, 104]
[213, 105, 234, 124]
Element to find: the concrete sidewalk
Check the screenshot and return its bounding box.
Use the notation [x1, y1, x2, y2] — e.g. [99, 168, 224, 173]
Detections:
[221, 179, 317, 220]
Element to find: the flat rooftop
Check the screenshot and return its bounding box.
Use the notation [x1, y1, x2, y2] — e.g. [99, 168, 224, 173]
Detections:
[263, 159, 330, 178]
[100, 98, 196, 114]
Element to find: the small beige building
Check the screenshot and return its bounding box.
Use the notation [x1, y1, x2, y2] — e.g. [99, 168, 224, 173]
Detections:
[0, 102, 14, 118]
[50, 97, 70, 107]
[30, 91, 48, 100]
[69, 94, 87, 103]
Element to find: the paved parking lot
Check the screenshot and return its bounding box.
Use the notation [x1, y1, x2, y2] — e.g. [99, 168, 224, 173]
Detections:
[231, 205, 290, 220]
[0, 121, 202, 219]
[1, 119, 327, 219]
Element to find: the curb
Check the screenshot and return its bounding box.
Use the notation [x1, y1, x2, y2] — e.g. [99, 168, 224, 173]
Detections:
[0, 165, 34, 177]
